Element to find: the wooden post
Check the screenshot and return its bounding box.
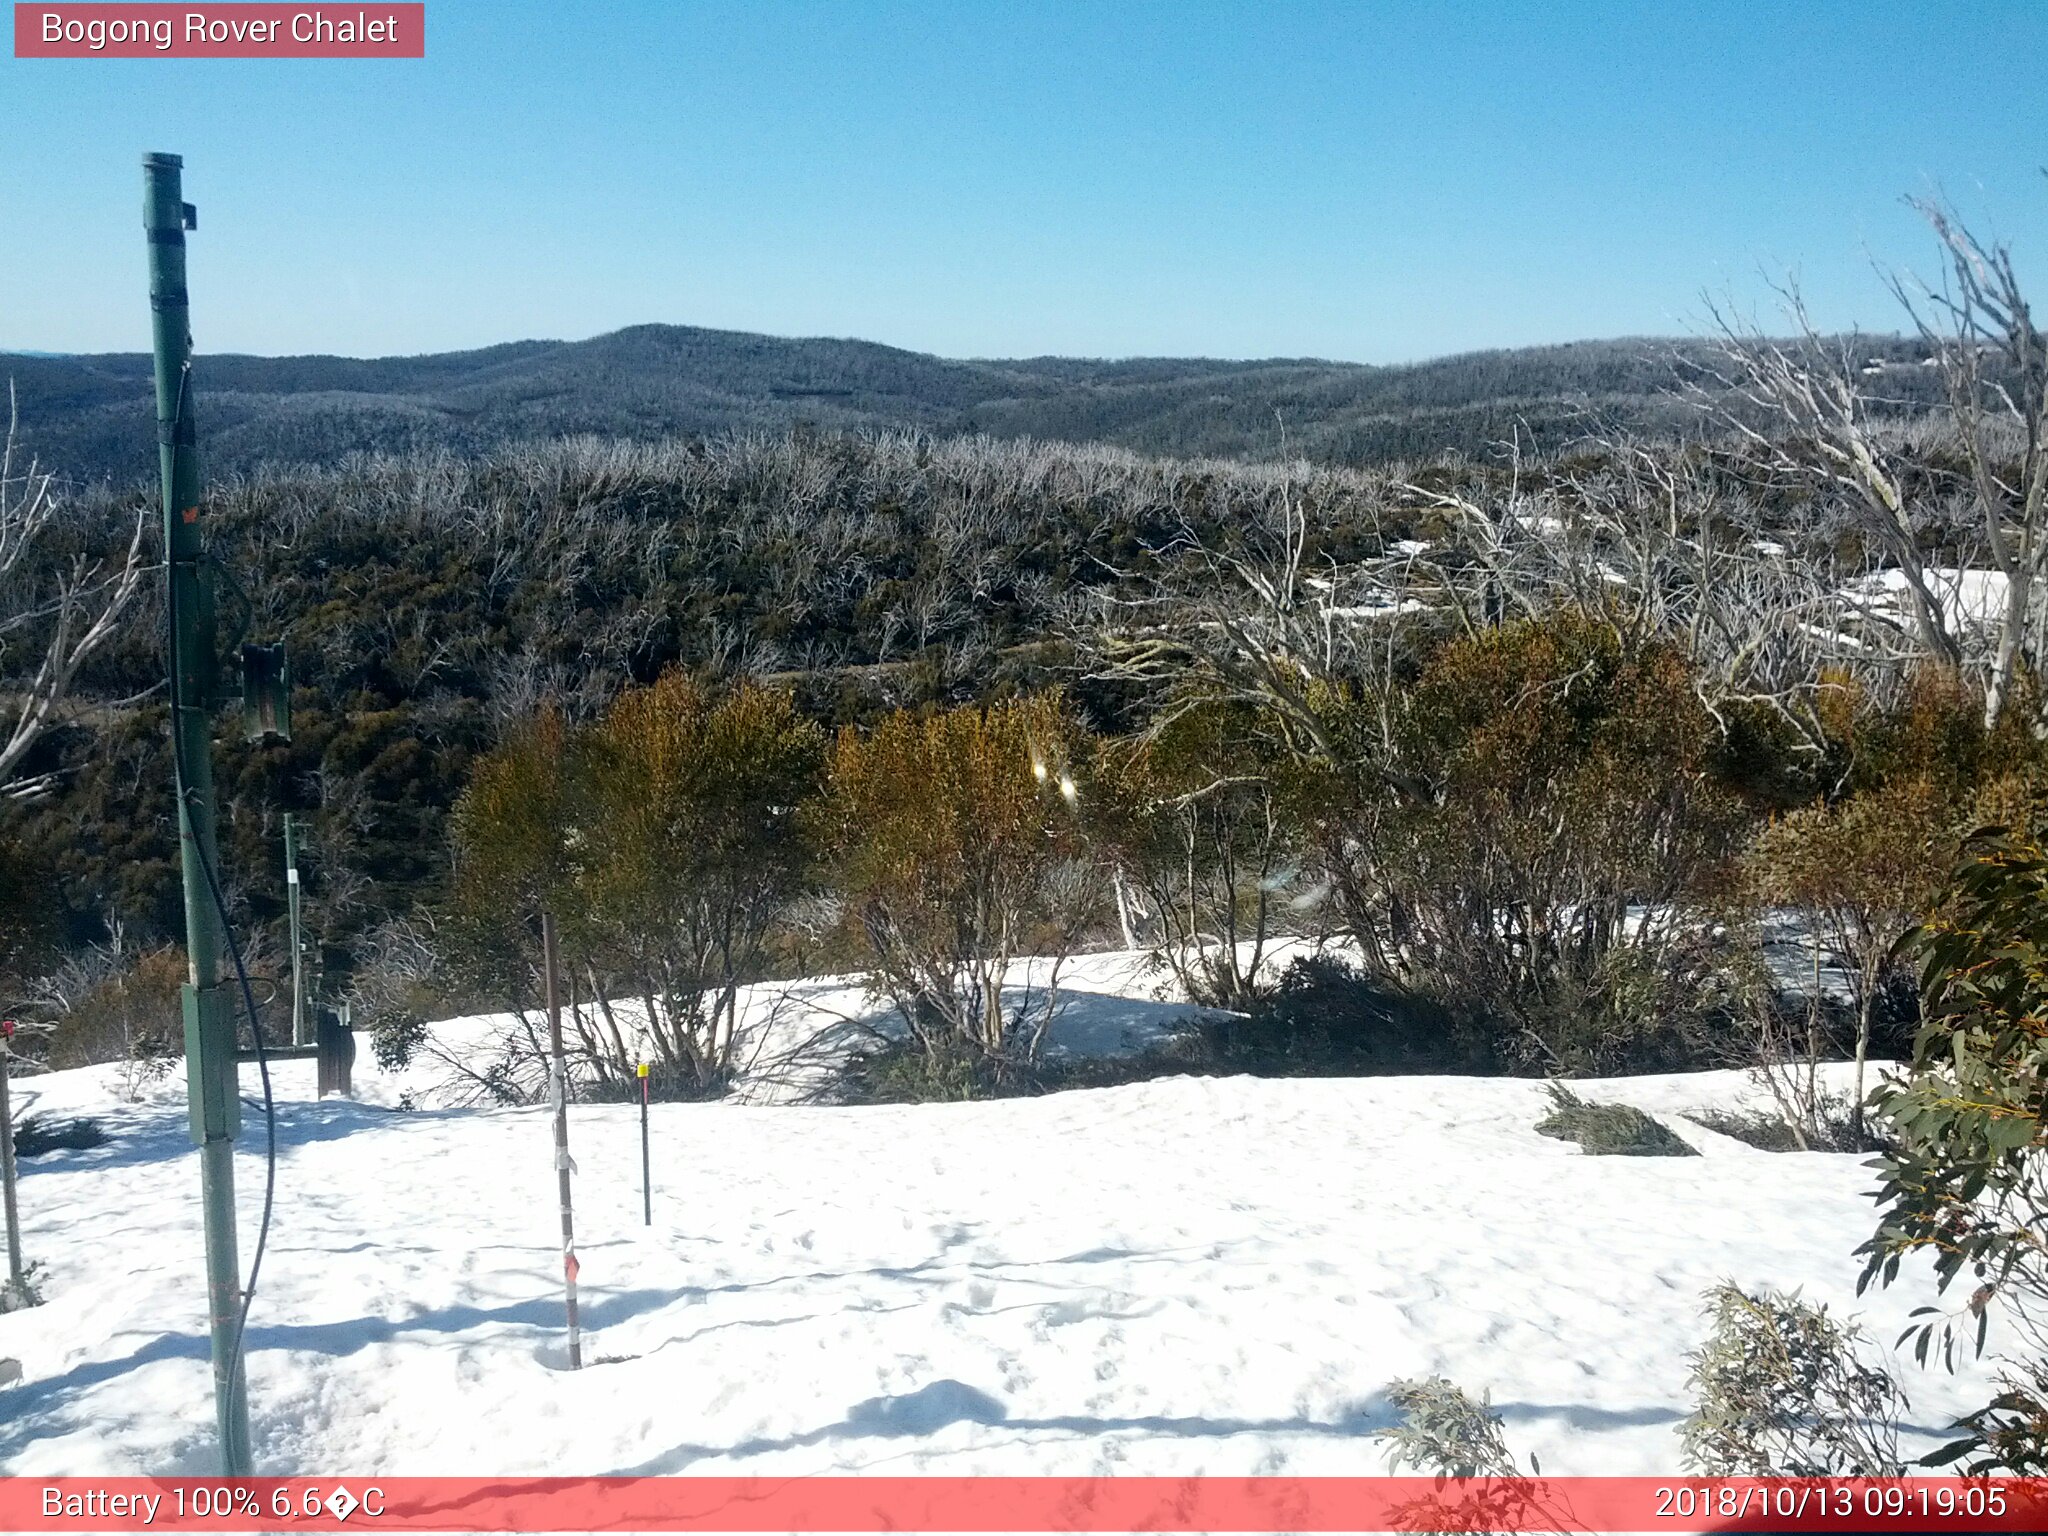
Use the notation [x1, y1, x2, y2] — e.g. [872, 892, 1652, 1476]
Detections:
[316, 1004, 355, 1099]
[543, 912, 581, 1368]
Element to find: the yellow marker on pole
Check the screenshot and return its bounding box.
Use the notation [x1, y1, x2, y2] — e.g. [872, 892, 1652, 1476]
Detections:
[637, 1062, 652, 1226]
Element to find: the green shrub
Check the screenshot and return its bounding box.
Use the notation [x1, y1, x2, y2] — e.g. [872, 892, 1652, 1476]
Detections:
[574, 674, 826, 1092]
[1089, 700, 1299, 1009]
[1686, 1101, 1877, 1153]
[1377, 1376, 1523, 1478]
[0, 1259, 44, 1313]
[370, 1011, 429, 1073]
[10, 1115, 107, 1158]
[576, 1059, 737, 1104]
[1030, 1034, 1217, 1091]
[1680, 1283, 1905, 1475]
[1312, 615, 1747, 1075]
[30, 944, 184, 1073]
[1861, 827, 2048, 1473]
[1212, 954, 1478, 1075]
[1374, 1377, 1572, 1534]
[1685, 1107, 1806, 1152]
[1937, 1358, 2048, 1475]
[814, 695, 1095, 1063]
[1535, 1083, 1697, 1156]
[833, 1027, 1218, 1103]
[834, 1035, 1019, 1104]
[450, 678, 827, 1096]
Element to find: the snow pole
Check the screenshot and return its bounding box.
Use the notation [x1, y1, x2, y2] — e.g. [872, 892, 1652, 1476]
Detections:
[542, 912, 581, 1368]
[638, 1061, 651, 1226]
[146, 151, 255, 1478]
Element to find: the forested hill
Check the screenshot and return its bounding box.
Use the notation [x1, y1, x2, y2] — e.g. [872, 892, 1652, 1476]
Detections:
[1, 325, 1935, 484]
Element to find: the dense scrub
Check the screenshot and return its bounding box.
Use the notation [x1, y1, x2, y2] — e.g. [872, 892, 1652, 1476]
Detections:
[0, 411, 2040, 1094]
[6, 431, 1411, 973]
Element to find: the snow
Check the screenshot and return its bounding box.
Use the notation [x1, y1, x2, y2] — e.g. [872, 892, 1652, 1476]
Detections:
[405, 949, 1213, 1110]
[1842, 566, 2011, 634]
[1328, 597, 1430, 621]
[0, 948, 1995, 1481]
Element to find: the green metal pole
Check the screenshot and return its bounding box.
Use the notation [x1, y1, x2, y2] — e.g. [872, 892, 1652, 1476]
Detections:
[0, 1030, 25, 1304]
[285, 813, 306, 1048]
[146, 151, 253, 1478]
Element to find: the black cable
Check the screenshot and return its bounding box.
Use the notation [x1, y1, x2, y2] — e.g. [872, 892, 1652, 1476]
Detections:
[192, 808, 277, 1392]
[164, 360, 278, 1407]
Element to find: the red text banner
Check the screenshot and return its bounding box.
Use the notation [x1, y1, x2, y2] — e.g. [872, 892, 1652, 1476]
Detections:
[14, 5, 424, 58]
[4, 1476, 2048, 1533]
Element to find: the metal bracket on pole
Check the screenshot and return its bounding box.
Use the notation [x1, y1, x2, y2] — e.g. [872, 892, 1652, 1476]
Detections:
[182, 984, 241, 1144]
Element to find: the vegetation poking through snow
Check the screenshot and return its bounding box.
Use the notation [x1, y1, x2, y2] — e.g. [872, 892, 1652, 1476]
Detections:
[1535, 1084, 1698, 1157]
[1680, 1283, 1906, 1476]
[1685, 1103, 1872, 1153]
[8, 1114, 107, 1158]
[1378, 1375, 1526, 1477]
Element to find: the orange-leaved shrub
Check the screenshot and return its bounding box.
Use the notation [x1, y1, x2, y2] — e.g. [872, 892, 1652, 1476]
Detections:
[813, 694, 1096, 1062]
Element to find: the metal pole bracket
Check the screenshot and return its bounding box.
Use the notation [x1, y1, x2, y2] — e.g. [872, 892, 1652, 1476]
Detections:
[182, 984, 241, 1144]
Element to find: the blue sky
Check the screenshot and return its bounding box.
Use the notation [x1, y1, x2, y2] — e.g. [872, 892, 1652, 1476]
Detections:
[3, 0, 2044, 362]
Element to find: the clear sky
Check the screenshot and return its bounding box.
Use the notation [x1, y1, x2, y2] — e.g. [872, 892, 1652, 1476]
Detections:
[3, 0, 2044, 363]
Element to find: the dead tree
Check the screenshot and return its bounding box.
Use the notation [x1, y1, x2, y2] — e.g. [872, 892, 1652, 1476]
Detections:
[0, 384, 147, 798]
[1697, 195, 2045, 728]
[1399, 431, 1912, 758]
[1889, 196, 2048, 729]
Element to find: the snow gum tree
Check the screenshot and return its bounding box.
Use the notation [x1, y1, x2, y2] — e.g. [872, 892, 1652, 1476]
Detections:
[449, 678, 824, 1098]
[573, 675, 824, 1094]
[814, 695, 1095, 1064]
[1745, 673, 2048, 1139]
[1704, 194, 2048, 732]
[1320, 614, 1746, 1071]
[1088, 698, 1298, 1009]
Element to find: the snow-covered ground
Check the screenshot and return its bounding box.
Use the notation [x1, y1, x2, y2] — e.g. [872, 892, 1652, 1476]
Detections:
[0, 949, 1992, 1480]
[1843, 565, 2010, 633]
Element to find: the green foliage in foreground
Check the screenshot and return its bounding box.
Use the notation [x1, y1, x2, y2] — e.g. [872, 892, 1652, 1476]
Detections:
[1681, 1284, 1905, 1476]
[1388, 1284, 1908, 1485]
[1534, 1083, 1698, 1156]
[1861, 827, 2048, 1473]
[0, 1260, 44, 1313]
[1377, 1376, 1524, 1478]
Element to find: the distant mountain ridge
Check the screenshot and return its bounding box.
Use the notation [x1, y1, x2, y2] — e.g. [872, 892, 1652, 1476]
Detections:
[2, 322, 1933, 484]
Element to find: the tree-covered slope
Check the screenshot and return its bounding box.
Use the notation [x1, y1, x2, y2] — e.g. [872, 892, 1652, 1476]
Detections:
[3, 326, 1940, 484]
